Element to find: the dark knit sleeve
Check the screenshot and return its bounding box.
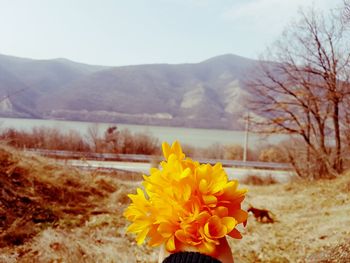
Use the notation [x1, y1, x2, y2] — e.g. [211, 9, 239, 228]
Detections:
[162, 252, 221, 263]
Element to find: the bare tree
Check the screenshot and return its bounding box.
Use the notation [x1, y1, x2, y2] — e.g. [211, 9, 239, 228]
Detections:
[249, 8, 350, 178]
[344, 0, 350, 22]
[87, 123, 102, 152]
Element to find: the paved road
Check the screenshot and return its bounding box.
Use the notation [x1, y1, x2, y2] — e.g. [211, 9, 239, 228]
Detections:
[27, 148, 292, 170]
[66, 159, 295, 183]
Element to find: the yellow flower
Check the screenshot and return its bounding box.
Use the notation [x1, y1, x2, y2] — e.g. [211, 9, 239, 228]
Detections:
[124, 188, 153, 245]
[123, 141, 248, 256]
[162, 141, 185, 160]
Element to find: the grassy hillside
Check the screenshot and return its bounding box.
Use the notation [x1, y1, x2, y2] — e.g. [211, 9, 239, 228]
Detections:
[0, 146, 349, 262]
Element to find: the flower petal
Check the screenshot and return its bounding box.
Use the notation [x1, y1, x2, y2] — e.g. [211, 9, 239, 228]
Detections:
[221, 217, 237, 233]
[166, 235, 176, 251]
[199, 179, 208, 193]
[231, 209, 248, 224]
[214, 206, 228, 217]
[158, 222, 175, 238]
[148, 229, 164, 247]
[136, 228, 149, 245]
[228, 228, 242, 239]
[203, 195, 217, 206]
[172, 141, 184, 159]
[198, 241, 216, 255]
[162, 142, 171, 160]
[204, 216, 226, 239]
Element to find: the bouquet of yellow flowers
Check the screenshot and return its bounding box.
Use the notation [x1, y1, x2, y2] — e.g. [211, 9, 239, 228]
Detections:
[124, 141, 247, 256]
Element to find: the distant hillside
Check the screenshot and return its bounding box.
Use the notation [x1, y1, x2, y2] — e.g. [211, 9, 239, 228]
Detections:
[0, 53, 259, 129]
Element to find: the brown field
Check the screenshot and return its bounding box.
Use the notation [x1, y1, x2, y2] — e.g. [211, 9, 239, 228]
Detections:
[0, 145, 349, 262]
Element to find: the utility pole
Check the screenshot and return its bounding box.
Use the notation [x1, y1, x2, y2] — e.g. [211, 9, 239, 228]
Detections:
[243, 112, 250, 162]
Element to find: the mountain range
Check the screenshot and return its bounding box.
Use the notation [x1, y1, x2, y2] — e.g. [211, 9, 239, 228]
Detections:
[0, 53, 260, 129]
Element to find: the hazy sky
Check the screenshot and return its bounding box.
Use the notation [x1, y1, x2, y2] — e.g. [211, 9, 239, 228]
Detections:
[0, 0, 344, 66]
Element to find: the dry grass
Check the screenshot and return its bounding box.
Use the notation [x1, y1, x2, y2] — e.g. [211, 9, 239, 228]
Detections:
[233, 174, 350, 262]
[0, 144, 152, 262]
[0, 145, 349, 262]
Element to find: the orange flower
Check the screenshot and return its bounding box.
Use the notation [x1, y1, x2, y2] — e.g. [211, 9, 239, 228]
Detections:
[123, 141, 248, 256]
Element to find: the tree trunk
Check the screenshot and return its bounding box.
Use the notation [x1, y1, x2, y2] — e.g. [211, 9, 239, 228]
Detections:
[333, 100, 343, 173]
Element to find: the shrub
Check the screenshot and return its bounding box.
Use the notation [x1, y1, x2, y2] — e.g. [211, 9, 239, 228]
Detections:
[224, 144, 243, 160]
[258, 146, 288, 163]
[0, 127, 90, 152]
[0, 125, 160, 155]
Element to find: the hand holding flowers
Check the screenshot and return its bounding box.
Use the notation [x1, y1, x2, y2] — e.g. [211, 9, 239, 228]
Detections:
[124, 141, 248, 257]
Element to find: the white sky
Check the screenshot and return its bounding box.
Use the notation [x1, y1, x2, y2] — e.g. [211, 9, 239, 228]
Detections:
[0, 0, 344, 66]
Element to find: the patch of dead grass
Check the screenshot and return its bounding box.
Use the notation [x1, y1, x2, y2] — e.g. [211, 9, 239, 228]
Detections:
[1, 144, 349, 262]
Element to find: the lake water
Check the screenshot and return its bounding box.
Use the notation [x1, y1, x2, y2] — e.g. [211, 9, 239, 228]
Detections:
[0, 117, 286, 148]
